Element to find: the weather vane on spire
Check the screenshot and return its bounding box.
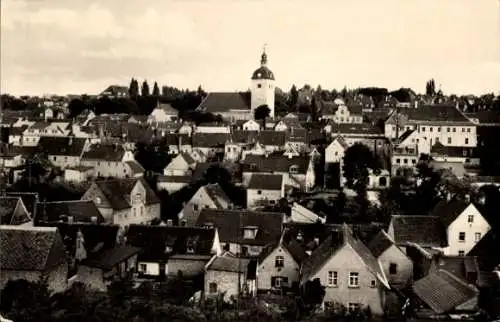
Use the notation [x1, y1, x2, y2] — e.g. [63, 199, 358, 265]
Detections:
[263, 43, 267, 53]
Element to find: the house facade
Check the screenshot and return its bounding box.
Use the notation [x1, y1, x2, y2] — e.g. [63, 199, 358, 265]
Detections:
[205, 256, 256, 301]
[246, 173, 285, 209]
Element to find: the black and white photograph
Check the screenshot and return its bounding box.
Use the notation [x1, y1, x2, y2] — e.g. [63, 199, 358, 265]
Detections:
[0, 0, 499, 321]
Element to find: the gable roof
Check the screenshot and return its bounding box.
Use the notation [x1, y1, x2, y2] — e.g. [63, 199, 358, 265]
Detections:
[429, 199, 479, 228]
[37, 137, 87, 157]
[329, 136, 349, 150]
[0, 225, 67, 271]
[329, 123, 384, 136]
[258, 230, 308, 265]
[367, 230, 395, 258]
[207, 256, 251, 273]
[81, 143, 126, 161]
[197, 92, 251, 113]
[192, 133, 230, 148]
[126, 225, 217, 261]
[247, 173, 283, 191]
[0, 197, 29, 225]
[430, 142, 478, 159]
[81, 245, 141, 270]
[155, 103, 178, 115]
[92, 178, 160, 210]
[34, 200, 104, 225]
[242, 154, 311, 174]
[412, 269, 477, 314]
[390, 215, 448, 248]
[387, 105, 473, 125]
[196, 209, 283, 246]
[5, 192, 38, 217]
[257, 130, 286, 146]
[203, 183, 232, 209]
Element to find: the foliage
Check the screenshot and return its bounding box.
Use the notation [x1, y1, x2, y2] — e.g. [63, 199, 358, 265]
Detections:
[93, 97, 140, 115]
[152, 81, 160, 97]
[425, 79, 436, 96]
[0, 279, 53, 322]
[289, 85, 299, 107]
[134, 139, 172, 175]
[342, 143, 382, 194]
[67, 98, 89, 118]
[300, 278, 325, 309]
[141, 80, 150, 97]
[254, 105, 271, 127]
[129, 78, 139, 98]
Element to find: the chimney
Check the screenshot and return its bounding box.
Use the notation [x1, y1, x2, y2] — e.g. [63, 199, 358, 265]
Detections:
[67, 216, 74, 224]
[91, 216, 98, 224]
[478, 195, 486, 205]
[464, 194, 470, 203]
[69, 137, 73, 145]
[446, 192, 452, 202]
[313, 237, 319, 246]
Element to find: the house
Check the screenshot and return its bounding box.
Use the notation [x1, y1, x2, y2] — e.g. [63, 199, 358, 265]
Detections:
[391, 144, 419, 177]
[148, 102, 179, 124]
[0, 225, 68, 293]
[163, 152, 197, 176]
[197, 92, 252, 122]
[5, 192, 38, 220]
[164, 133, 192, 155]
[99, 85, 129, 99]
[81, 143, 140, 178]
[178, 183, 232, 226]
[81, 178, 160, 227]
[324, 123, 388, 154]
[0, 197, 31, 225]
[242, 119, 261, 131]
[64, 166, 95, 183]
[76, 245, 141, 292]
[411, 264, 479, 319]
[8, 125, 29, 145]
[387, 215, 448, 253]
[384, 105, 477, 154]
[195, 209, 284, 257]
[430, 142, 480, 166]
[283, 202, 326, 224]
[34, 200, 105, 226]
[367, 230, 413, 289]
[300, 224, 390, 315]
[205, 256, 257, 301]
[256, 230, 307, 291]
[246, 173, 285, 209]
[241, 154, 315, 192]
[195, 122, 231, 134]
[320, 103, 363, 124]
[38, 136, 88, 169]
[324, 136, 349, 189]
[253, 130, 287, 153]
[126, 225, 222, 279]
[429, 198, 491, 256]
[192, 133, 230, 156]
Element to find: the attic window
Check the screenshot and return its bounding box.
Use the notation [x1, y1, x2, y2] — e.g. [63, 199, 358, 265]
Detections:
[289, 165, 299, 174]
[243, 226, 258, 239]
[165, 246, 173, 253]
[95, 197, 102, 205]
[187, 246, 195, 254]
[205, 222, 214, 229]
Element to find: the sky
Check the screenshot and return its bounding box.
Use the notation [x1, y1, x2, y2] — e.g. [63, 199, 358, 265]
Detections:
[1, 0, 500, 96]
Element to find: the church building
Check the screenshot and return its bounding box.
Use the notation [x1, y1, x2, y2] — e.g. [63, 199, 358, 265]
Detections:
[196, 48, 276, 121]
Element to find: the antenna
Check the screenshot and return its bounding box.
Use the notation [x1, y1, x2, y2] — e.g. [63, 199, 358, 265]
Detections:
[263, 43, 267, 54]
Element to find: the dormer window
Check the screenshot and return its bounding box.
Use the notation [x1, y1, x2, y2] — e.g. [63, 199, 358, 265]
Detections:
[95, 197, 102, 205]
[165, 246, 172, 253]
[289, 165, 299, 174]
[187, 246, 194, 254]
[257, 84, 262, 88]
[243, 226, 258, 239]
[205, 222, 214, 229]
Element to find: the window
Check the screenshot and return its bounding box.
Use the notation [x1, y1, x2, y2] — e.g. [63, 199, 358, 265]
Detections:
[53, 156, 57, 161]
[289, 165, 299, 174]
[95, 197, 102, 204]
[429, 127, 433, 132]
[209, 282, 217, 293]
[389, 263, 398, 275]
[459, 232, 466, 242]
[468, 215, 474, 223]
[452, 128, 456, 132]
[447, 137, 452, 144]
[273, 276, 288, 288]
[475, 232, 481, 242]
[437, 127, 441, 132]
[193, 204, 199, 211]
[187, 246, 194, 253]
[422, 127, 426, 132]
[243, 227, 257, 239]
[465, 138, 469, 145]
[257, 84, 262, 88]
[275, 256, 284, 268]
[370, 280, 376, 288]
[467, 128, 471, 133]
[403, 158, 408, 164]
[139, 263, 147, 272]
[327, 271, 338, 287]
[348, 303, 361, 312]
[396, 158, 400, 164]
[133, 208, 136, 216]
[348, 272, 359, 287]
[447, 127, 450, 132]
[257, 190, 262, 195]
[412, 159, 417, 164]
[458, 250, 465, 256]
[462, 128, 465, 132]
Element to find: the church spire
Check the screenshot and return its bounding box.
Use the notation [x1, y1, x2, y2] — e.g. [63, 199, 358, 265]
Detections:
[260, 44, 268, 66]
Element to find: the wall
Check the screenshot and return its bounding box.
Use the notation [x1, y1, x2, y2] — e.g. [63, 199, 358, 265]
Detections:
[312, 244, 385, 315]
[325, 141, 345, 163]
[205, 269, 249, 300]
[81, 160, 131, 178]
[251, 78, 275, 118]
[247, 188, 282, 209]
[157, 181, 188, 194]
[44, 263, 69, 293]
[243, 121, 260, 131]
[163, 155, 190, 176]
[137, 261, 160, 276]
[378, 245, 413, 288]
[257, 246, 300, 290]
[50, 155, 81, 169]
[168, 258, 208, 278]
[444, 204, 491, 256]
[77, 265, 106, 292]
[81, 185, 114, 222]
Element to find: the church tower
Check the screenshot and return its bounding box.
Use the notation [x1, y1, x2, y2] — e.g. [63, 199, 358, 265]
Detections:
[251, 47, 275, 119]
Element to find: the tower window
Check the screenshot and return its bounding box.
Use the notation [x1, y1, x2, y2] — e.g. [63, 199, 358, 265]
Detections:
[257, 84, 262, 88]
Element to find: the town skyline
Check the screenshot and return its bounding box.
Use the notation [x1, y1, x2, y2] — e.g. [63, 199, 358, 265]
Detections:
[1, 0, 500, 96]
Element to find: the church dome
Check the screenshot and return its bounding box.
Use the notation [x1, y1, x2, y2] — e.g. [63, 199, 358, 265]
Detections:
[251, 50, 275, 80]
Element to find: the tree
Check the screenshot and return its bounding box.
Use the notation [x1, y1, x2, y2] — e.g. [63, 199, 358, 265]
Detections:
[311, 95, 319, 122]
[141, 80, 150, 97]
[254, 105, 271, 128]
[129, 78, 139, 98]
[152, 82, 160, 98]
[342, 143, 382, 193]
[67, 99, 88, 118]
[0, 279, 53, 322]
[289, 85, 299, 107]
[426, 79, 436, 96]
[300, 278, 325, 310]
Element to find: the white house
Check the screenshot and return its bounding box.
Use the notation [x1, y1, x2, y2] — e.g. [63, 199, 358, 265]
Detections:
[325, 136, 348, 164]
[163, 152, 197, 176]
[242, 120, 261, 131]
[148, 103, 179, 123]
[246, 173, 285, 209]
[430, 198, 491, 256]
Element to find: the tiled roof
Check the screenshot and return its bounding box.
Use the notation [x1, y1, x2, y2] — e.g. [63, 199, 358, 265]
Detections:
[412, 269, 477, 314]
[429, 199, 474, 228]
[81, 143, 126, 161]
[157, 175, 192, 184]
[388, 105, 473, 125]
[229, 130, 259, 144]
[390, 215, 448, 248]
[81, 245, 141, 270]
[257, 130, 286, 146]
[204, 183, 232, 209]
[465, 110, 500, 125]
[125, 160, 145, 174]
[247, 173, 283, 191]
[196, 209, 283, 246]
[35, 200, 104, 225]
[242, 154, 311, 174]
[329, 123, 384, 136]
[0, 197, 30, 225]
[397, 129, 415, 144]
[435, 256, 480, 285]
[0, 225, 67, 271]
[126, 225, 217, 261]
[37, 137, 87, 157]
[101, 85, 128, 96]
[9, 125, 29, 136]
[468, 231, 500, 271]
[5, 192, 38, 217]
[192, 133, 229, 148]
[430, 142, 478, 159]
[367, 230, 395, 258]
[197, 92, 250, 113]
[156, 103, 178, 115]
[258, 233, 308, 265]
[207, 256, 251, 273]
[164, 133, 191, 146]
[93, 178, 159, 210]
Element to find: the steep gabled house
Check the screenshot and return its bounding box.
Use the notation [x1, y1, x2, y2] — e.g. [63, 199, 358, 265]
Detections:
[99, 85, 129, 99]
[80, 143, 141, 179]
[241, 153, 315, 192]
[34, 200, 105, 226]
[246, 173, 285, 209]
[126, 225, 222, 279]
[37, 136, 88, 169]
[387, 215, 448, 254]
[163, 152, 197, 176]
[205, 256, 257, 300]
[324, 136, 349, 189]
[81, 178, 160, 227]
[148, 102, 179, 124]
[195, 209, 284, 257]
[0, 226, 68, 293]
[300, 224, 390, 315]
[178, 183, 232, 226]
[367, 230, 413, 289]
[192, 133, 230, 157]
[0, 197, 31, 225]
[257, 229, 308, 291]
[429, 198, 491, 256]
[5, 192, 38, 220]
[283, 202, 326, 224]
[242, 119, 261, 131]
[163, 133, 192, 155]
